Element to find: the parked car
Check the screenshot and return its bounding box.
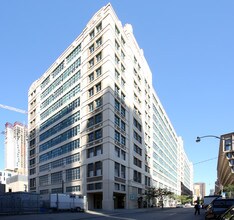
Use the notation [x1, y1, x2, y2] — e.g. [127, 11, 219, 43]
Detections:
[176, 204, 184, 208]
[218, 205, 234, 220]
[205, 199, 234, 220]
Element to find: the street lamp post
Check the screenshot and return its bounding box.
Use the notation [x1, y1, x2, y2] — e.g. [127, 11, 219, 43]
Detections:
[196, 134, 234, 196]
[196, 135, 222, 143]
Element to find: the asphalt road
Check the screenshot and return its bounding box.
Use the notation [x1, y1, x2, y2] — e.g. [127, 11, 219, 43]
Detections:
[0, 207, 205, 220]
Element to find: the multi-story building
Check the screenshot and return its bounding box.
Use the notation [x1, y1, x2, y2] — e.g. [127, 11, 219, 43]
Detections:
[28, 3, 193, 210]
[217, 132, 234, 194]
[4, 122, 28, 175]
[0, 170, 15, 185]
[194, 182, 206, 200]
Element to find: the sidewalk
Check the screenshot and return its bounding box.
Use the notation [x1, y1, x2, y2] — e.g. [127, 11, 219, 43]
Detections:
[86, 207, 171, 216]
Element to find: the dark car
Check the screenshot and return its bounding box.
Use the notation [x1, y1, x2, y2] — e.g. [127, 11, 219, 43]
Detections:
[205, 199, 234, 220]
[218, 205, 234, 220]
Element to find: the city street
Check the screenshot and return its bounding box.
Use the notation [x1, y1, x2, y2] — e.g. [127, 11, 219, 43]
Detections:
[0, 207, 205, 220]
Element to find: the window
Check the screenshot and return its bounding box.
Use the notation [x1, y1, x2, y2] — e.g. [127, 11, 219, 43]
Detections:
[121, 50, 125, 59]
[115, 162, 125, 179]
[88, 129, 102, 142]
[89, 87, 94, 97]
[66, 185, 81, 193]
[115, 162, 120, 177]
[115, 25, 120, 36]
[115, 55, 120, 65]
[90, 30, 95, 39]
[89, 44, 95, 54]
[89, 72, 94, 82]
[115, 131, 120, 142]
[121, 64, 125, 73]
[87, 182, 102, 190]
[134, 131, 142, 144]
[96, 37, 102, 47]
[115, 183, 120, 190]
[96, 83, 101, 92]
[115, 84, 120, 96]
[224, 139, 232, 151]
[115, 69, 120, 80]
[121, 150, 126, 160]
[121, 78, 125, 87]
[115, 40, 120, 50]
[121, 135, 126, 145]
[121, 120, 125, 131]
[51, 171, 62, 184]
[95, 161, 102, 176]
[133, 170, 141, 183]
[87, 162, 102, 177]
[96, 22, 102, 33]
[134, 144, 142, 156]
[87, 148, 94, 158]
[96, 52, 102, 62]
[87, 163, 94, 177]
[121, 106, 125, 117]
[95, 97, 102, 107]
[39, 175, 49, 186]
[121, 92, 125, 102]
[121, 165, 126, 178]
[121, 36, 125, 45]
[89, 58, 94, 68]
[89, 102, 94, 112]
[115, 99, 120, 111]
[87, 113, 102, 128]
[96, 67, 102, 77]
[134, 157, 142, 168]
[66, 167, 80, 181]
[133, 117, 142, 132]
[115, 115, 120, 126]
[115, 146, 120, 157]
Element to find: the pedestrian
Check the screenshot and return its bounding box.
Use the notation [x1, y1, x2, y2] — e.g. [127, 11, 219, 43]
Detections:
[194, 203, 200, 215]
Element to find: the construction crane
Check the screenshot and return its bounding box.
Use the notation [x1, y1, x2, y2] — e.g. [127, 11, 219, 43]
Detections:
[0, 104, 28, 114]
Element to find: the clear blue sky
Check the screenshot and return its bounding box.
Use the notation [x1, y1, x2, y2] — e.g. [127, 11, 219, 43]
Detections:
[0, 0, 233, 195]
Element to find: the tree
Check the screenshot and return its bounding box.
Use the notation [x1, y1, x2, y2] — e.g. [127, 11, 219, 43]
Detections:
[176, 195, 193, 204]
[223, 184, 234, 198]
[144, 187, 174, 208]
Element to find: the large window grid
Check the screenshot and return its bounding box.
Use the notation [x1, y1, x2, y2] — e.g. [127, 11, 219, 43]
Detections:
[40, 98, 80, 132]
[52, 61, 64, 79]
[41, 72, 80, 109]
[66, 167, 80, 181]
[53, 57, 81, 79]
[66, 44, 81, 64]
[39, 139, 80, 163]
[39, 126, 80, 153]
[41, 63, 81, 100]
[39, 153, 80, 172]
[40, 86, 81, 120]
[51, 171, 62, 184]
[39, 175, 49, 186]
[66, 185, 81, 193]
[40, 111, 80, 142]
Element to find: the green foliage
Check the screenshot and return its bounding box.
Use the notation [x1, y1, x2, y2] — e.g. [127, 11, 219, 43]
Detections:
[145, 187, 174, 201]
[176, 195, 193, 204]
